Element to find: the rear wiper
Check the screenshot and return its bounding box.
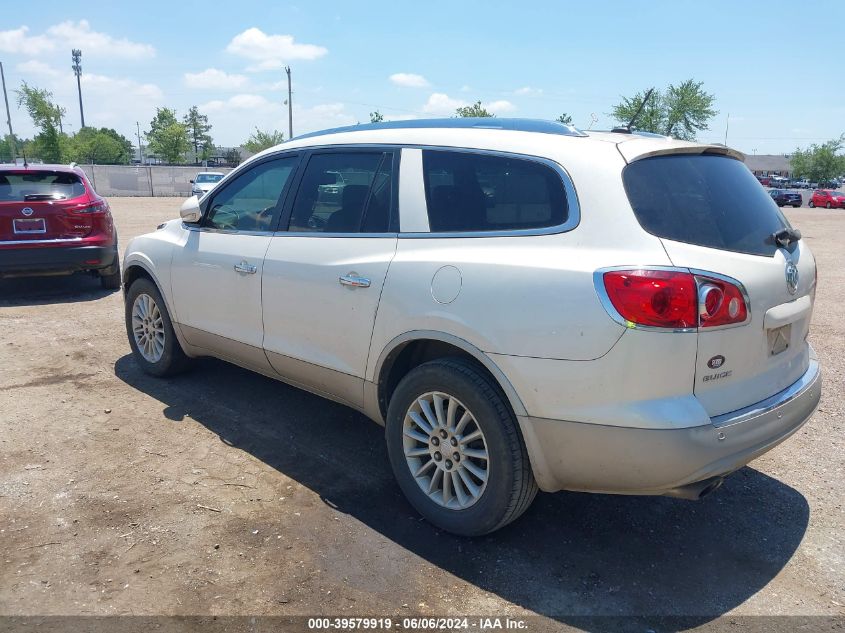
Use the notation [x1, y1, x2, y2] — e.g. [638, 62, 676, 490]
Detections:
[771, 227, 802, 248]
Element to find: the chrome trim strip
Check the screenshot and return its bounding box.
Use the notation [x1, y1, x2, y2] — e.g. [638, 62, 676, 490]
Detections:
[0, 237, 85, 246]
[711, 358, 820, 428]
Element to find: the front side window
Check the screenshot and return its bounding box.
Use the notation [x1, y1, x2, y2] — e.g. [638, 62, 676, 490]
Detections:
[421, 150, 568, 233]
[204, 156, 297, 231]
[287, 152, 394, 233]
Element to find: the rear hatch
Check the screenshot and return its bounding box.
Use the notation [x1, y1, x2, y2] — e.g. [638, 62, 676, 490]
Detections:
[0, 170, 94, 243]
[621, 150, 815, 417]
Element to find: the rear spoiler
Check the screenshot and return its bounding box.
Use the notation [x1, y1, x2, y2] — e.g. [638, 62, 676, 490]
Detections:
[616, 137, 745, 164]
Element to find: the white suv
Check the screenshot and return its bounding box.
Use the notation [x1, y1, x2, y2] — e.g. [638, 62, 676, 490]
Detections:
[123, 119, 821, 536]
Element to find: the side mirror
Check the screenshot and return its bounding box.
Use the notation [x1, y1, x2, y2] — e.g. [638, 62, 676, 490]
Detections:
[189, 179, 194, 183]
[180, 195, 202, 223]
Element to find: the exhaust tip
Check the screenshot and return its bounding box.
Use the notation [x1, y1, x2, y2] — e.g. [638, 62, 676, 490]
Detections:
[697, 477, 724, 499]
[664, 476, 725, 500]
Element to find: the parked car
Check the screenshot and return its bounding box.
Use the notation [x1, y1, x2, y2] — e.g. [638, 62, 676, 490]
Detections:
[190, 171, 225, 198]
[768, 175, 789, 188]
[0, 163, 120, 288]
[123, 119, 822, 536]
[809, 189, 845, 208]
[769, 188, 803, 207]
[792, 179, 811, 189]
[756, 175, 771, 186]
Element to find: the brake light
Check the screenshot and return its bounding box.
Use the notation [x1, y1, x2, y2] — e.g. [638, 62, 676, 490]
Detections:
[602, 269, 748, 330]
[603, 270, 697, 329]
[68, 200, 108, 215]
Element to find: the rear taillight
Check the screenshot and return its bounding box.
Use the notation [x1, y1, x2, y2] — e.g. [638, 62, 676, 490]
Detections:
[68, 200, 108, 215]
[601, 269, 748, 330]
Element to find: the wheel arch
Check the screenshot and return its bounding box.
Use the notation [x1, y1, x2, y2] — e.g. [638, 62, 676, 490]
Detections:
[372, 331, 528, 422]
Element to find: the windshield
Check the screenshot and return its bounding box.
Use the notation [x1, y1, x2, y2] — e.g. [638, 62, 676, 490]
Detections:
[0, 171, 86, 202]
[195, 174, 223, 184]
[623, 154, 790, 257]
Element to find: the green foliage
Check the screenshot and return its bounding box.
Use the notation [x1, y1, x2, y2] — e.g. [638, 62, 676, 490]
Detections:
[146, 108, 190, 164]
[183, 105, 213, 162]
[242, 128, 285, 153]
[790, 136, 845, 182]
[369, 110, 384, 123]
[611, 79, 717, 141]
[15, 82, 65, 162]
[455, 101, 494, 118]
[556, 113, 573, 125]
[64, 127, 134, 164]
[223, 147, 242, 166]
[0, 134, 26, 162]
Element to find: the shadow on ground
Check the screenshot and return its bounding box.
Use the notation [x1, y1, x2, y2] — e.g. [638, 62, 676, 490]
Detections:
[0, 273, 114, 306]
[115, 354, 809, 631]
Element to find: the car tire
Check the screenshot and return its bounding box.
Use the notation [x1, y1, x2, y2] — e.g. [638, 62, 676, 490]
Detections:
[809, 201, 814, 208]
[385, 357, 538, 536]
[99, 251, 122, 290]
[125, 277, 191, 377]
[826, 202, 831, 209]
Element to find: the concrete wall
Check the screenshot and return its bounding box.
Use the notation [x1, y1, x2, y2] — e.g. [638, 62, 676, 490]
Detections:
[79, 165, 235, 197]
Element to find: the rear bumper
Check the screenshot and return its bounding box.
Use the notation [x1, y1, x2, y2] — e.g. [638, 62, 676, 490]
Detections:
[0, 244, 117, 277]
[518, 357, 821, 495]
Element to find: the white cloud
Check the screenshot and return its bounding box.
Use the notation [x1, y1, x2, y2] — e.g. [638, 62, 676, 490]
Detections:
[226, 27, 327, 71]
[460, 85, 472, 93]
[514, 86, 543, 96]
[421, 93, 467, 115]
[184, 68, 249, 90]
[0, 21, 155, 59]
[389, 73, 430, 88]
[484, 100, 517, 114]
[16, 60, 59, 77]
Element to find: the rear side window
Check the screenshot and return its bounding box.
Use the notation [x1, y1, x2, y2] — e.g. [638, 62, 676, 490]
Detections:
[0, 172, 86, 202]
[422, 150, 568, 232]
[623, 154, 789, 257]
[287, 152, 394, 233]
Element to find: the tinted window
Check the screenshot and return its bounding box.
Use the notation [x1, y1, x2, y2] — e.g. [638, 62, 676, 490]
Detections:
[288, 152, 393, 233]
[623, 154, 789, 257]
[205, 157, 297, 231]
[422, 150, 568, 232]
[0, 171, 86, 202]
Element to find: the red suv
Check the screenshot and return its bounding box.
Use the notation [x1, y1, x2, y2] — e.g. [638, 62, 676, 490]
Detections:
[0, 164, 120, 288]
[809, 189, 845, 209]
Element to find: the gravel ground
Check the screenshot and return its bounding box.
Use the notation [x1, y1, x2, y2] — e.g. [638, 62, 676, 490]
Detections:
[0, 198, 842, 630]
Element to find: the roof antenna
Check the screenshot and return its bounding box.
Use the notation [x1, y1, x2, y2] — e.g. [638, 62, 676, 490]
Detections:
[22, 149, 28, 168]
[612, 87, 654, 134]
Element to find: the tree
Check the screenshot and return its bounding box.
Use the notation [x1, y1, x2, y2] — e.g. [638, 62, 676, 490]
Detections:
[611, 79, 717, 141]
[790, 136, 845, 183]
[242, 128, 284, 153]
[183, 106, 213, 163]
[0, 133, 26, 162]
[146, 108, 190, 164]
[223, 147, 242, 167]
[369, 110, 384, 123]
[456, 101, 493, 118]
[556, 113, 573, 125]
[65, 127, 134, 164]
[15, 82, 66, 162]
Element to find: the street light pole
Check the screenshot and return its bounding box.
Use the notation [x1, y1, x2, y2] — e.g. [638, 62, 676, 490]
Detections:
[0, 61, 16, 159]
[285, 65, 293, 139]
[71, 49, 85, 128]
[136, 121, 144, 164]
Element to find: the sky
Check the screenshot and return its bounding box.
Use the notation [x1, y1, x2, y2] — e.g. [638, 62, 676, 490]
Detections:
[2, 0, 843, 155]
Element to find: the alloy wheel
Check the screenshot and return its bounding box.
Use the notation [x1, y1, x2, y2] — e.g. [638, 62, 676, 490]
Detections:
[131, 293, 166, 363]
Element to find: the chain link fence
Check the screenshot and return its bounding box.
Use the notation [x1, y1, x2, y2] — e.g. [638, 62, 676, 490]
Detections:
[78, 165, 234, 197]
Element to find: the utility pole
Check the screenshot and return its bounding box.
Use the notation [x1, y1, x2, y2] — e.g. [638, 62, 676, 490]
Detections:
[72, 49, 85, 128]
[724, 113, 730, 146]
[56, 105, 63, 134]
[136, 121, 144, 164]
[285, 65, 293, 139]
[0, 61, 16, 159]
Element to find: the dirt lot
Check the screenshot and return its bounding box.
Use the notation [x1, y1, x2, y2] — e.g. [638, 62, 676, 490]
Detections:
[1, 198, 843, 629]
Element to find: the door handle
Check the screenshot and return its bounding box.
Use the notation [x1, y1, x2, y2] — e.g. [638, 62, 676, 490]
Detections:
[339, 274, 371, 288]
[234, 260, 257, 274]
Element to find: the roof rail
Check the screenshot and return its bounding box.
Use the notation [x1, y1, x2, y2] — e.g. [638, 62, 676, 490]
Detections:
[68, 162, 77, 169]
[292, 118, 588, 141]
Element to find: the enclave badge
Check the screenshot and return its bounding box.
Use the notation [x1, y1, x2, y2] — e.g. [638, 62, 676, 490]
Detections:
[707, 355, 726, 369]
[785, 261, 799, 295]
[21, 207, 34, 216]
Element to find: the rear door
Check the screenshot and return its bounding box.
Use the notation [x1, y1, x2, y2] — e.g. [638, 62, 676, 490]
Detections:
[0, 170, 93, 243]
[622, 152, 815, 417]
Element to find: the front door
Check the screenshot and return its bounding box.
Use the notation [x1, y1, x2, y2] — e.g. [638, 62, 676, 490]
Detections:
[261, 149, 398, 407]
[170, 154, 300, 369]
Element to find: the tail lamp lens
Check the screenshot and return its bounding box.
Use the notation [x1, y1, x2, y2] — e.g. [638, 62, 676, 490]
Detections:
[602, 270, 697, 328]
[70, 200, 108, 214]
[603, 270, 747, 330]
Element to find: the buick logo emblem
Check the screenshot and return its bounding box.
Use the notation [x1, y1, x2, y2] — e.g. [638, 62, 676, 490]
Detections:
[21, 207, 34, 216]
[707, 355, 726, 369]
[785, 261, 799, 296]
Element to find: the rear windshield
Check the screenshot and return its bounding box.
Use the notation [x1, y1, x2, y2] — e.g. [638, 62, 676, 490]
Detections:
[623, 154, 790, 257]
[0, 171, 86, 202]
[195, 173, 223, 183]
